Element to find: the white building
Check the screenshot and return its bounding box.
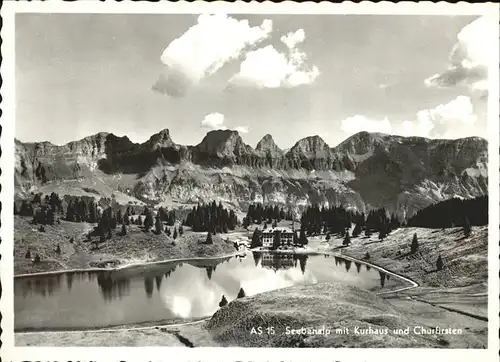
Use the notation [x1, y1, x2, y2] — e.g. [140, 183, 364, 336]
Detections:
[261, 227, 295, 249]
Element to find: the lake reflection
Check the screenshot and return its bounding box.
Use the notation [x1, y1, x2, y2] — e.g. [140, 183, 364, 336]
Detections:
[15, 253, 402, 331]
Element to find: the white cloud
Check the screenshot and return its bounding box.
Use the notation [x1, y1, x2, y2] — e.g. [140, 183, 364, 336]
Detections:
[201, 112, 226, 130]
[281, 28, 305, 49]
[234, 126, 249, 134]
[413, 95, 477, 138]
[425, 16, 495, 97]
[342, 96, 480, 139]
[340, 115, 392, 135]
[200, 112, 249, 134]
[229, 29, 319, 89]
[153, 14, 272, 96]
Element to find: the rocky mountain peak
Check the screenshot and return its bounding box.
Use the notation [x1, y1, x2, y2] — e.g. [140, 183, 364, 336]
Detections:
[335, 131, 389, 155]
[290, 135, 330, 155]
[195, 129, 251, 157]
[256, 134, 281, 153]
[144, 128, 177, 150]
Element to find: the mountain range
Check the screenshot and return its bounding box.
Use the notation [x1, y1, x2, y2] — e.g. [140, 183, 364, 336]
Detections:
[14, 129, 488, 218]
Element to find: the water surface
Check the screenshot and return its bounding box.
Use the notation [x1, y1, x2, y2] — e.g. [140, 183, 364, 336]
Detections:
[15, 252, 403, 331]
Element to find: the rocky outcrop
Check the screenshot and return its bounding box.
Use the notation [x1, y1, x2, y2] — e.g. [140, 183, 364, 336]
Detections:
[14, 129, 488, 217]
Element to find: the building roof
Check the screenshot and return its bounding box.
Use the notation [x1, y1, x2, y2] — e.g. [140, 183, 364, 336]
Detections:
[262, 227, 294, 234]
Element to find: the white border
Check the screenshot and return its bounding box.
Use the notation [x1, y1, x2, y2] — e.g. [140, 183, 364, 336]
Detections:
[1, 2, 499, 362]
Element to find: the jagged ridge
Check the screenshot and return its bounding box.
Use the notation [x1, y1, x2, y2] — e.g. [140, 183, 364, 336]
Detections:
[15, 129, 488, 218]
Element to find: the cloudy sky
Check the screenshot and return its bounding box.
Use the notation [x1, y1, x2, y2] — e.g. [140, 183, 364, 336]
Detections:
[16, 14, 492, 148]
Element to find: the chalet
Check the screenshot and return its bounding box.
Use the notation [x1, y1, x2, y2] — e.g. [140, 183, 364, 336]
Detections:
[261, 227, 295, 249]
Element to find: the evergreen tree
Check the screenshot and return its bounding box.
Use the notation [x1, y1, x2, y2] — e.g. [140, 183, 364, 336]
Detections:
[325, 233, 331, 241]
[123, 213, 130, 226]
[25, 248, 31, 259]
[250, 228, 262, 248]
[271, 230, 281, 250]
[144, 210, 154, 231]
[121, 224, 127, 236]
[205, 231, 213, 244]
[107, 230, 112, 240]
[342, 231, 350, 246]
[179, 225, 184, 235]
[463, 216, 472, 237]
[237, 287, 246, 298]
[116, 209, 123, 225]
[364, 252, 370, 260]
[436, 255, 444, 271]
[154, 215, 162, 234]
[352, 223, 362, 237]
[165, 226, 171, 236]
[410, 233, 419, 254]
[34, 254, 41, 263]
[173, 228, 178, 240]
[219, 295, 228, 307]
[299, 229, 308, 246]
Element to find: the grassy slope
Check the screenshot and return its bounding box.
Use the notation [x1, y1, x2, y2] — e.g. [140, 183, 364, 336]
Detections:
[15, 225, 489, 348]
[335, 226, 488, 319]
[14, 216, 238, 275]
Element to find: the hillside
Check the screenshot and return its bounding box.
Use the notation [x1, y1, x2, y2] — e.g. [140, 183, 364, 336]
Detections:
[15, 130, 488, 217]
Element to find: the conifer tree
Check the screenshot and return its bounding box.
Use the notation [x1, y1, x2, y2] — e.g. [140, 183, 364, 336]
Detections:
[121, 224, 127, 236]
[410, 233, 419, 254]
[219, 295, 228, 307]
[165, 226, 171, 236]
[155, 215, 162, 234]
[250, 228, 262, 248]
[205, 231, 213, 244]
[272, 230, 281, 250]
[56, 244, 61, 255]
[179, 225, 184, 236]
[299, 229, 308, 246]
[436, 255, 444, 271]
[25, 248, 31, 259]
[463, 216, 472, 237]
[343, 231, 350, 246]
[352, 223, 362, 237]
[325, 233, 331, 241]
[173, 228, 178, 240]
[144, 210, 154, 231]
[34, 254, 41, 263]
[237, 287, 246, 299]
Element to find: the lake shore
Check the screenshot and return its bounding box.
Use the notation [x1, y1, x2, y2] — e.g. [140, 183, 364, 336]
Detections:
[15, 225, 488, 348]
[14, 215, 240, 276]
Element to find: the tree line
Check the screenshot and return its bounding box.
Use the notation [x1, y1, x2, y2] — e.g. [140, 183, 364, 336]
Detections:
[407, 195, 487, 228]
[243, 203, 294, 227]
[184, 201, 238, 234]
